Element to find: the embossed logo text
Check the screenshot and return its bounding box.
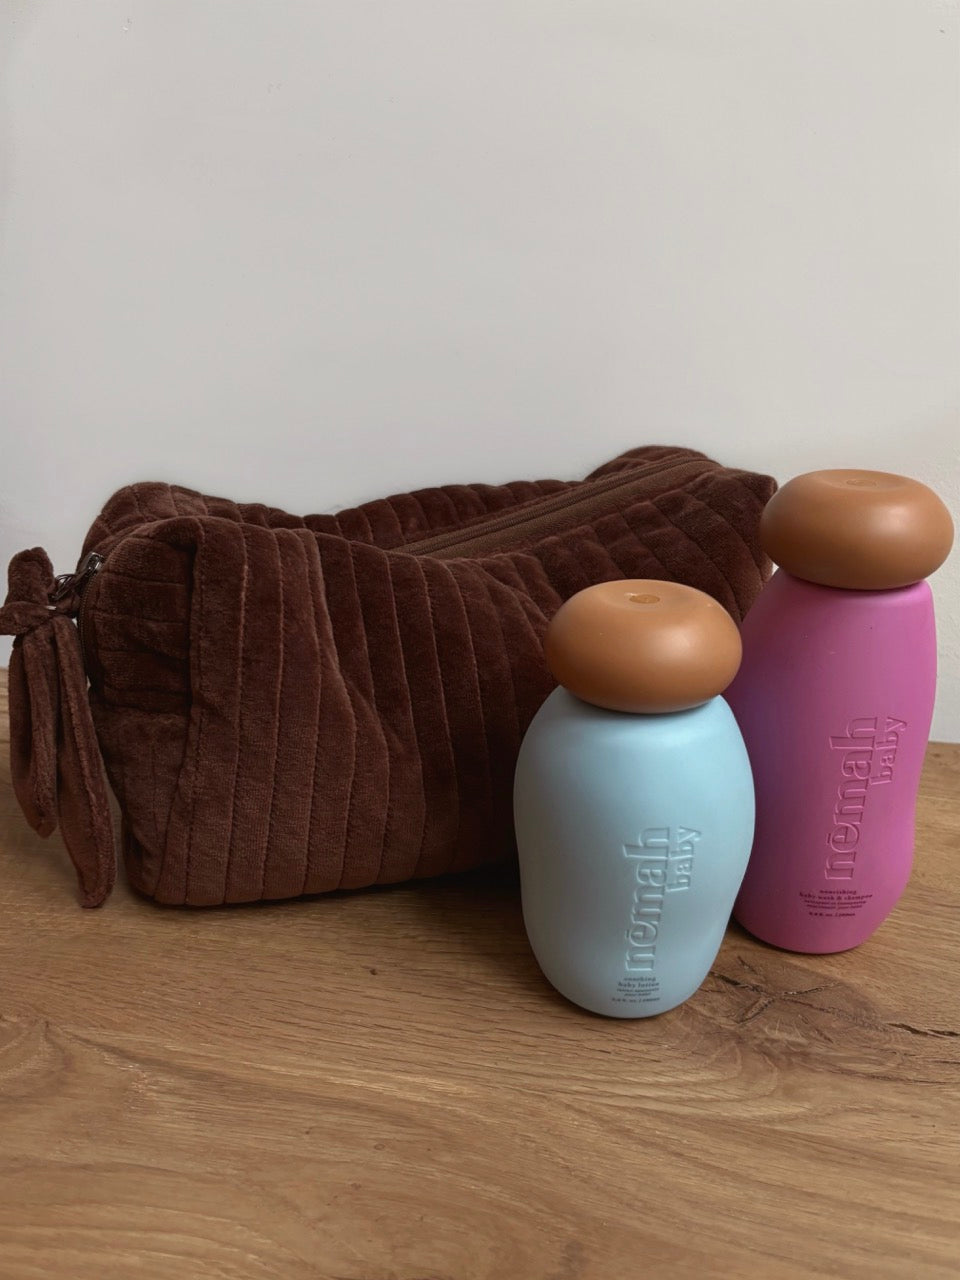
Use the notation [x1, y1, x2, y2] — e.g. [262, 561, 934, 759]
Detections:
[623, 826, 700, 971]
[825, 715, 906, 880]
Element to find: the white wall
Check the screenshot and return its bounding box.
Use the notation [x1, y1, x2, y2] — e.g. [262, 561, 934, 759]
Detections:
[2, 1, 958, 736]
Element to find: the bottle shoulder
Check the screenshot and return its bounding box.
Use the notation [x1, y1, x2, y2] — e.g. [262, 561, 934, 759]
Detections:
[524, 687, 740, 741]
[729, 569, 937, 724]
[744, 571, 934, 632]
[759, 569, 932, 606]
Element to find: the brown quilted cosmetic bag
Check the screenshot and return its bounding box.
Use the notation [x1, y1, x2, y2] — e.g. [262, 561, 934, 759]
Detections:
[0, 444, 774, 907]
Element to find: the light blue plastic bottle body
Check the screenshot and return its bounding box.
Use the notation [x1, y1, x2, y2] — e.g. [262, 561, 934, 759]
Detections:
[514, 689, 755, 1018]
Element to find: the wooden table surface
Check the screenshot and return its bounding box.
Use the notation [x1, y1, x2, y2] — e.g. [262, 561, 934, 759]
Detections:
[0, 679, 958, 1280]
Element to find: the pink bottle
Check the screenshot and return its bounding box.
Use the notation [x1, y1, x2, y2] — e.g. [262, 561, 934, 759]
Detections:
[727, 469, 954, 953]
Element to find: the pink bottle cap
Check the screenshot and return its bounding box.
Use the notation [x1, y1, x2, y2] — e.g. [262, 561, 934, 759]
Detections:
[761, 469, 954, 590]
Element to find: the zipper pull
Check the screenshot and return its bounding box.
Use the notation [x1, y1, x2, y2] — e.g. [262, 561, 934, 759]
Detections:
[51, 551, 104, 605]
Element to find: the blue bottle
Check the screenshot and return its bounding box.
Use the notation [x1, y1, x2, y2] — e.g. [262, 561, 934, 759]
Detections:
[514, 580, 755, 1017]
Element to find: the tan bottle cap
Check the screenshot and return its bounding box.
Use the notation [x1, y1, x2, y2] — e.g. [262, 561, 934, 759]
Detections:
[545, 579, 742, 714]
[761, 469, 954, 590]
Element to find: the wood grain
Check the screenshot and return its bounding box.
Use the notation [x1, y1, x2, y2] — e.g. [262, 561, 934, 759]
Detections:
[0, 673, 958, 1279]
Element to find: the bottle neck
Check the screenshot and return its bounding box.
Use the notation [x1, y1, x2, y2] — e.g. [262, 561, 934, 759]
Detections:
[773, 567, 929, 598]
[551, 686, 726, 722]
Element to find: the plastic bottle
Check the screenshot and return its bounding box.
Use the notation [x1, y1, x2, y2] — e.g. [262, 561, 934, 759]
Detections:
[514, 580, 755, 1017]
[727, 469, 954, 954]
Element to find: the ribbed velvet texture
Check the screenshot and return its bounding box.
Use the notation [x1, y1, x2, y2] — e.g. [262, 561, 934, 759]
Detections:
[77, 445, 774, 906]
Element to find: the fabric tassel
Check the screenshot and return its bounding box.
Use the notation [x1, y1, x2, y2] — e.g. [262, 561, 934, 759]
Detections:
[0, 548, 116, 906]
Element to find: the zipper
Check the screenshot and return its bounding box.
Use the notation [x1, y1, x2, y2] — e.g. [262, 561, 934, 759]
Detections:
[51, 551, 104, 667]
[51, 551, 104, 604]
[402, 454, 700, 559]
[54, 453, 701, 658]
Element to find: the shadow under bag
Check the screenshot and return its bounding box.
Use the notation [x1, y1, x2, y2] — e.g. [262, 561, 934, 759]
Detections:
[0, 444, 774, 907]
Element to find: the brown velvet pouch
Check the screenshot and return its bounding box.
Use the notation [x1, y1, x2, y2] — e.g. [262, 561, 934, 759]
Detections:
[0, 444, 774, 906]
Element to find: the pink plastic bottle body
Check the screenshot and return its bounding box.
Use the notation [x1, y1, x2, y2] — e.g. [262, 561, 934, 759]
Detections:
[726, 569, 936, 953]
